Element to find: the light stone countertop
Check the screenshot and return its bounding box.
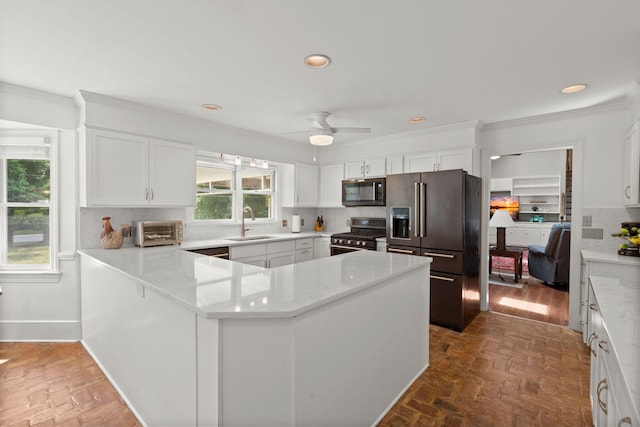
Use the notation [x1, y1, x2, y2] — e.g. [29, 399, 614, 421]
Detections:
[78, 246, 430, 320]
[582, 249, 640, 266]
[589, 275, 640, 419]
[180, 231, 332, 251]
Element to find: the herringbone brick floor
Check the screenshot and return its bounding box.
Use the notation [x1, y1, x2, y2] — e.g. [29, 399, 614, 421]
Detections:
[1, 311, 591, 426]
[379, 312, 592, 426]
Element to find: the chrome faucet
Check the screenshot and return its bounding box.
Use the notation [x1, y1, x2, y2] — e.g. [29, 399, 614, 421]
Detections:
[241, 206, 255, 238]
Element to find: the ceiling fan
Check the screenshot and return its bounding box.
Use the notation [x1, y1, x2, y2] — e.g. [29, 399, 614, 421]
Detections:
[303, 112, 371, 146]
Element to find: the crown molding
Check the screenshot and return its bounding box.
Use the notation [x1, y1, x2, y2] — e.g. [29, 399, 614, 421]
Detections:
[0, 81, 76, 108]
[480, 94, 630, 131]
[77, 90, 298, 147]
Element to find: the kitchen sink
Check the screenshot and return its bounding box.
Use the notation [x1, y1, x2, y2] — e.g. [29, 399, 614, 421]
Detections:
[225, 235, 274, 241]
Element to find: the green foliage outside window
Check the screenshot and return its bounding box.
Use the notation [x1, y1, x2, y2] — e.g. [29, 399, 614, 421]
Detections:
[7, 159, 50, 202]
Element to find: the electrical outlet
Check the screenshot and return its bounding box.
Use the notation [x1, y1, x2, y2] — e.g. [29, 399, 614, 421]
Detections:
[583, 215, 593, 227]
[136, 283, 145, 298]
[282, 219, 288, 227]
[582, 227, 603, 240]
[301, 218, 305, 226]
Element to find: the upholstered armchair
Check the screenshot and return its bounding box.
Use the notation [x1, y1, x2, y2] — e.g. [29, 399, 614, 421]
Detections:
[527, 222, 571, 287]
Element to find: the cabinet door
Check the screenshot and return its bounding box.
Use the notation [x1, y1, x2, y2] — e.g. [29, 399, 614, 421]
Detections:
[295, 248, 313, 263]
[314, 237, 331, 259]
[295, 163, 319, 207]
[149, 139, 196, 206]
[438, 149, 472, 173]
[344, 161, 365, 179]
[506, 227, 525, 247]
[386, 156, 404, 175]
[85, 128, 148, 206]
[405, 152, 437, 173]
[623, 121, 639, 205]
[319, 163, 344, 207]
[235, 255, 267, 268]
[268, 251, 295, 268]
[523, 229, 541, 246]
[364, 158, 386, 177]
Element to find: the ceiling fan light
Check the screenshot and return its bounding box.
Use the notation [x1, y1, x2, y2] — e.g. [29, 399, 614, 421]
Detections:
[309, 134, 334, 146]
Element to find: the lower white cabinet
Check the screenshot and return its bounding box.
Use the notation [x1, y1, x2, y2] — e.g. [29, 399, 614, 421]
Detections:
[314, 236, 331, 259]
[230, 239, 306, 268]
[490, 223, 553, 247]
[295, 238, 314, 263]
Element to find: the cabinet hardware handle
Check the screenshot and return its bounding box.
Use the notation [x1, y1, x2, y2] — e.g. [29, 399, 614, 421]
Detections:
[145, 187, 149, 200]
[366, 164, 370, 174]
[596, 378, 608, 415]
[598, 340, 609, 353]
[625, 185, 631, 199]
[212, 253, 229, 258]
[579, 320, 585, 325]
[150, 188, 154, 200]
[618, 416, 632, 426]
[388, 248, 415, 254]
[430, 274, 455, 282]
[589, 303, 597, 311]
[361, 164, 364, 175]
[587, 333, 598, 357]
[423, 252, 455, 258]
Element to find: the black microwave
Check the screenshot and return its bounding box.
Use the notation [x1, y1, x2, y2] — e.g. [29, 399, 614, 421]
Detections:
[342, 178, 386, 206]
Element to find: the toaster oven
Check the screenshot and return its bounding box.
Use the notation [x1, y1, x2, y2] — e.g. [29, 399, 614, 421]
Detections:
[134, 220, 183, 247]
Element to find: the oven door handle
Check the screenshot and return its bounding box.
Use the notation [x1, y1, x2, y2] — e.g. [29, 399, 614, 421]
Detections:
[387, 248, 416, 254]
[330, 245, 368, 251]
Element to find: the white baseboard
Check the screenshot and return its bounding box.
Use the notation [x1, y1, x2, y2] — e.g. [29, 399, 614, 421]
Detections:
[0, 320, 81, 342]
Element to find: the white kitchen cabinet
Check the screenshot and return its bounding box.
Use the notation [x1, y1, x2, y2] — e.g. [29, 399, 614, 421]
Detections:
[386, 156, 404, 175]
[80, 128, 195, 207]
[295, 238, 314, 263]
[282, 162, 319, 207]
[623, 120, 639, 206]
[490, 178, 512, 192]
[319, 163, 344, 207]
[344, 158, 386, 179]
[314, 236, 331, 259]
[494, 223, 554, 247]
[230, 240, 297, 268]
[405, 148, 473, 174]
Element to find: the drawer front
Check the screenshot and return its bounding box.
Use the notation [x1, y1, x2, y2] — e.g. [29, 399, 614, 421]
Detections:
[429, 272, 463, 329]
[230, 243, 267, 259]
[422, 249, 464, 274]
[267, 239, 296, 254]
[295, 238, 314, 250]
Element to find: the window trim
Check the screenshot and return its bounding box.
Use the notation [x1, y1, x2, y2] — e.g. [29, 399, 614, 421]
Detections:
[193, 153, 277, 223]
[0, 130, 58, 274]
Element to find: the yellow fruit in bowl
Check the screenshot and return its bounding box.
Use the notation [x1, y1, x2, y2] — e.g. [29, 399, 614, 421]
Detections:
[628, 236, 640, 245]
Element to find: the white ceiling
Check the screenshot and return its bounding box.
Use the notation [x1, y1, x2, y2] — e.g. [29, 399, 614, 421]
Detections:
[1, 1, 639, 145]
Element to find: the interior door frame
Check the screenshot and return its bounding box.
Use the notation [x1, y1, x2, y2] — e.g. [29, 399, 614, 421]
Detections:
[480, 139, 584, 331]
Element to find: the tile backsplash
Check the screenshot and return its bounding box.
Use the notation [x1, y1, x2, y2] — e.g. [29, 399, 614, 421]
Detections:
[581, 207, 640, 253]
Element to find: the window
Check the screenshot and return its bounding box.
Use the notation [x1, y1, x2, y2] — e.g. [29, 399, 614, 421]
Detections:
[195, 155, 275, 222]
[1, 134, 56, 272]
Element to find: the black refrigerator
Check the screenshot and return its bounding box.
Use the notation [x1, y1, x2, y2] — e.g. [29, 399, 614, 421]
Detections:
[386, 169, 481, 332]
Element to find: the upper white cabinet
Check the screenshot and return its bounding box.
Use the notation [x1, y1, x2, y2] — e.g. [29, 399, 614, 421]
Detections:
[490, 178, 512, 192]
[344, 158, 386, 179]
[319, 163, 344, 207]
[80, 128, 195, 207]
[282, 162, 318, 207]
[386, 156, 404, 175]
[623, 120, 639, 206]
[405, 148, 473, 174]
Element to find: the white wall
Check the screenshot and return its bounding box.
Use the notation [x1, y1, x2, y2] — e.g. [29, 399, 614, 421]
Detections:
[0, 83, 80, 340]
[490, 150, 565, 181]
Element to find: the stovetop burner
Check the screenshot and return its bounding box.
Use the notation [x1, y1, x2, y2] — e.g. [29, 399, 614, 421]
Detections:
[330, 217, 386, 250]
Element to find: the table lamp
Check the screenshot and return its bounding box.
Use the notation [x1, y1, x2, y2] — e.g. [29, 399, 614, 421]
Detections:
[490, 209, 515, 250]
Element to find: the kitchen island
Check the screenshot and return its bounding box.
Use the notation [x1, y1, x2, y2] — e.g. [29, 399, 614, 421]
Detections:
[79, 247, 431, 427]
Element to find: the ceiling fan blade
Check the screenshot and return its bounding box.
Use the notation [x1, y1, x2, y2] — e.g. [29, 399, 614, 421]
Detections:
[311, 120, 332, 132]
[333, 127, 371, 134]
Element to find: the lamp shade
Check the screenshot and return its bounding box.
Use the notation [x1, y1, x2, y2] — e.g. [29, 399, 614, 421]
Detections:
[490, 209, 515, 228]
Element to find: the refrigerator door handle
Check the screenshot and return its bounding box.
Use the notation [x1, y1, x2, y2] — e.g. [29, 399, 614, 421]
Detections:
[420, 182, 427, 237]
[414, 182, 420, 237]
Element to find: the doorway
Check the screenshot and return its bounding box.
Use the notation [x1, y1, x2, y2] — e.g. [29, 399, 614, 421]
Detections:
[487, 149, 572, 326]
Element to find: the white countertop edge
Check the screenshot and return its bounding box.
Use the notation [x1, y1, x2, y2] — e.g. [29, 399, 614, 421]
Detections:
[589, 275, 640, 419]
[181, 231, 333, 250]
[581, 249, 640, 266]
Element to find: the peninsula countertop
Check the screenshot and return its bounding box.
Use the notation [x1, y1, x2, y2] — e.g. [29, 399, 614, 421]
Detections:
[78, 247, 430, 319]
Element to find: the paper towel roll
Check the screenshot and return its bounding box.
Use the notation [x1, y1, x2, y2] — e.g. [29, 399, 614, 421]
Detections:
[292, 215, 301, 233]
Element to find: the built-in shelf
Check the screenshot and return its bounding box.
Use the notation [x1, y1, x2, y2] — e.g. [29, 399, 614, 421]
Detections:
[511, 175, 562, 222]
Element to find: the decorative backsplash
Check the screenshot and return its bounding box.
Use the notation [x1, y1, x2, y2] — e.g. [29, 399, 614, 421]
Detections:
[581, 207, 640, 253]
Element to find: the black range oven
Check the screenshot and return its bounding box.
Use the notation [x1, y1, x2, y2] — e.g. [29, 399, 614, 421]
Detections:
[330, 217, 386, 256]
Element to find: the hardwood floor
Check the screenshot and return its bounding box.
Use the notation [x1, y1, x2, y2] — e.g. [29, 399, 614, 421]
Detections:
[1, 312, 590, 426]
[489, 276, 570, 326]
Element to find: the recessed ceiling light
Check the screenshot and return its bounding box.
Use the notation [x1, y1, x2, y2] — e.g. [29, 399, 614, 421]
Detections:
[410, 117, 426, 123]
[304, 54, 331, 68]
[560, 84, 587, 94]
[202, 104, 222, 111]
